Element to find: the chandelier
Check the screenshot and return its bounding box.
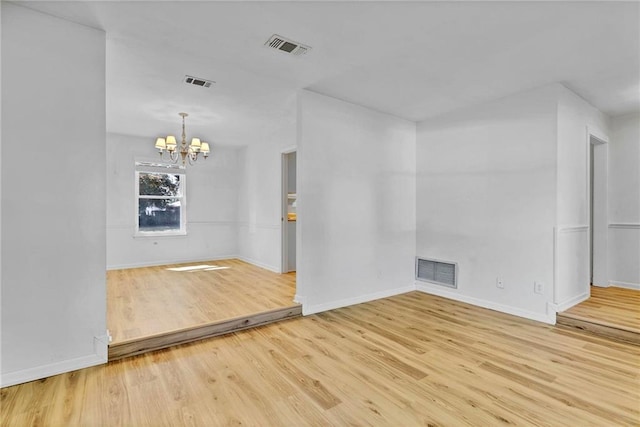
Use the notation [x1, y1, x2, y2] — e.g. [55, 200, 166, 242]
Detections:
[154, 112, 210, 165]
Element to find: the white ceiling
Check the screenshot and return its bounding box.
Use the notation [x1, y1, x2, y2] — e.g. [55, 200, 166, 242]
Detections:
[15, 1, 640, 146]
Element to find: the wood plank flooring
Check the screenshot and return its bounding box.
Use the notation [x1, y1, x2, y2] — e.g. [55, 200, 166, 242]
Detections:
[3, 292, 639, 426]
[557, 286, 640, 345]
[107, 259, 298, 344]
[109, 305, 302, 360]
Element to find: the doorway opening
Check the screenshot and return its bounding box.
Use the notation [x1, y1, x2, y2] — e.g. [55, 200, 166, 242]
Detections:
[556, 132, 639, 344]
[106, 148, 302, 360]
[589, 134, 608, 287]
[282, 150, 297, 273]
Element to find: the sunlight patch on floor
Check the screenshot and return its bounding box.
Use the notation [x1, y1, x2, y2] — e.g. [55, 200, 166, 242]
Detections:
[166, 265, 231, 272]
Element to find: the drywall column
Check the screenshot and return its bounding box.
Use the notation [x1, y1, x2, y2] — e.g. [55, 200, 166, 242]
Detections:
[0, 1, 3, 374]
[556, 85, 610, 306]
[1, 3, 107, 386]
[297, 90, 416, 314]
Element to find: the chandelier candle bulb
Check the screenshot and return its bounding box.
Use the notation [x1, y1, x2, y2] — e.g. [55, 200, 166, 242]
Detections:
[166, 135, 177, 150]
[155, 137, 166, 151]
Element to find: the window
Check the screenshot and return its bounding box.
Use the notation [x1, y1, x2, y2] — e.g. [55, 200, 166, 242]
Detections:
[136, 170, 186, 236]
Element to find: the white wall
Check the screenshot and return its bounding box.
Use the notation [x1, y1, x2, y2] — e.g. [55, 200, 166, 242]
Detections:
[236, 122, 296, 272]
[106, 133, 239, 269]
[608, 113, 640, 289]
[1, 4, 107, 386]
[297, 90, 416, 314]
[555, 86, 610, 306]
[416, 85, 559, 323]
[556, 87, 609, 226]
[0, 1, 4, 377]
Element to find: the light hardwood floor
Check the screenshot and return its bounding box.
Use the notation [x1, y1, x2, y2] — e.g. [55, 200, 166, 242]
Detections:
[557, 286, 640, 344]
[2, 292, 639, 426]
[107, 259, 298, 344]
[560, 286, 640, 331]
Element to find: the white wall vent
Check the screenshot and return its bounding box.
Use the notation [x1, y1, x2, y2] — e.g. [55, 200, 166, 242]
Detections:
[265, 34, 311, 56]
[184, 75, 214, 88]
[416, 257, 458, 288]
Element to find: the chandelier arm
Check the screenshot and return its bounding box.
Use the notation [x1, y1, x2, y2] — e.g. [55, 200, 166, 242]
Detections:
[168, 150, 178, 163]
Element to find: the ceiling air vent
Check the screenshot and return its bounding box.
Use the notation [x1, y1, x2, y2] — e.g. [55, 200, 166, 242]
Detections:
[265, 34, 311, 56]
[184, 75, 215, 88]
[416, 257, 458, 288]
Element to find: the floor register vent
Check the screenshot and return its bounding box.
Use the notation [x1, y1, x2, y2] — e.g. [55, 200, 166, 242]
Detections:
[416, 257, 457, 288]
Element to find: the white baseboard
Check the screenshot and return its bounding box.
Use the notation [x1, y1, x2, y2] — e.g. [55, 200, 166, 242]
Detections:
[1, 350, 106, 388]
[550, 292, 590, 313]
[609, 280, 640, 290]
[108, 255, 280, 272]
[293, 294, 305, 305]
[236, 256, 280, 273]
[107, 255, 238, 270]
[303, 283, 416, 316]
[415, 283, 556, 325]
[94, 333, 110, 361]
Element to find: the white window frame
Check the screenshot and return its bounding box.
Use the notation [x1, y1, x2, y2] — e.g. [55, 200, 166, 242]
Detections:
[134, 169, 187, 237]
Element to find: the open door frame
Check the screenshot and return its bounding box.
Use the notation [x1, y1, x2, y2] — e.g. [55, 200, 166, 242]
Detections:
[281, 148, 297, 274]
[588, 127, 609, 288]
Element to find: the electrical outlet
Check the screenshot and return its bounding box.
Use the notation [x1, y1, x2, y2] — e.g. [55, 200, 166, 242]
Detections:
[534, 281, 544, 294]
[496, 277, 504, 289]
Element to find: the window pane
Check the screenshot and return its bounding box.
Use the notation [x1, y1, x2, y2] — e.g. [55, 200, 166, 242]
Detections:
[138, 198, 181, 232]
[139, 172, 182, 196]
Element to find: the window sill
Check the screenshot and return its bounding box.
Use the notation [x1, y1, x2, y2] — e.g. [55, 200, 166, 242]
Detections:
[133, 231, 187, 239]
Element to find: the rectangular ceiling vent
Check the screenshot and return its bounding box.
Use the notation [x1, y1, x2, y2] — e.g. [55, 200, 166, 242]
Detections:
[265, 34, 311, 56]
[184, 75, 215, 88]
[416, 257, 458, 288]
